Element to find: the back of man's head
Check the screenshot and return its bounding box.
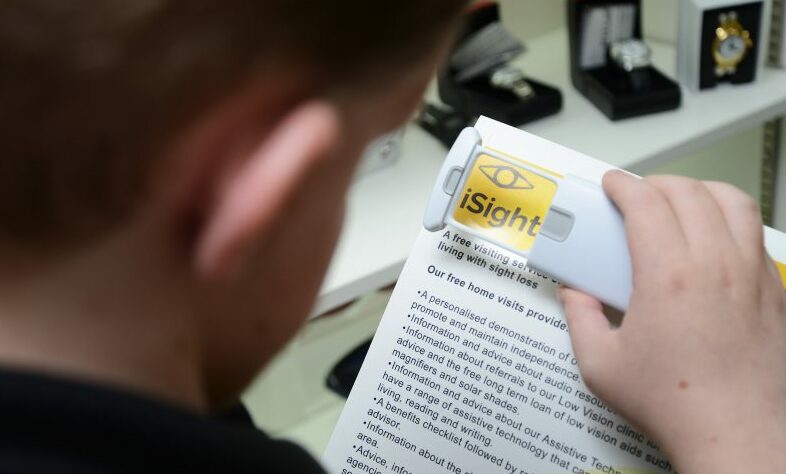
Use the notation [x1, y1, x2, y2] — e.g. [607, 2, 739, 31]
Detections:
[0, 0, 465, 251]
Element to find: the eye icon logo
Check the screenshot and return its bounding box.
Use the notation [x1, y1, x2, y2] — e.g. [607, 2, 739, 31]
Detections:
[479, 165, 534, 190]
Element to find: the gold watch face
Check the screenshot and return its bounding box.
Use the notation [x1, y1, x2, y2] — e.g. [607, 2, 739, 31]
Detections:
[717, 33, 748, 62]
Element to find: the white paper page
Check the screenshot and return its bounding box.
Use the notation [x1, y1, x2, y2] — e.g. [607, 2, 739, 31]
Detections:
[323, 117, 786, 474]
[323, 119, 676, 474]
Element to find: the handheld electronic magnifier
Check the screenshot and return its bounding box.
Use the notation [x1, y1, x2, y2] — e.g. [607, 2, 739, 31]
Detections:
[423, 127, 633, 311]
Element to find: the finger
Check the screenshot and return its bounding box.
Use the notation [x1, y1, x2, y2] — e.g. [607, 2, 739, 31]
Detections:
[560, 287, 617, 391]
[703, 181, 765, 259]
[603, 170, 688, 276]
[765, 255, 785, 287]
[644, 176, 737, 258]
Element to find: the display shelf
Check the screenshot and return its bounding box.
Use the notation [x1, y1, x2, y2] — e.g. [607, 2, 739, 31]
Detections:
[313, 27, 786, 317]
[312, 127, 444, 316]
[517, 29, 786, 174]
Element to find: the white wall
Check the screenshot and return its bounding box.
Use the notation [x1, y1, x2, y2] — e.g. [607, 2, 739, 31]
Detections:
[497, 0, 679, 42]
[642, 0, 679, 43]
[498, 0, 566, 39]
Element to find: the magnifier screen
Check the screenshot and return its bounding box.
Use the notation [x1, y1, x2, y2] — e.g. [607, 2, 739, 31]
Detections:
[452, 153, 557, 252]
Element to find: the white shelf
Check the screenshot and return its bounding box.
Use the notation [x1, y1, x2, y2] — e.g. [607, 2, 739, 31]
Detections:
[314, 27, 786, 316]
[517, 29, 786, 174]
[313, 127, 445, 316]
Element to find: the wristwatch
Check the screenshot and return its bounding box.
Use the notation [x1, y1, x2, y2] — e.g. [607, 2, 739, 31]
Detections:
[713, 11, 753, 77]
[608, 38, 652, 91]
[489, 66, 536, 100]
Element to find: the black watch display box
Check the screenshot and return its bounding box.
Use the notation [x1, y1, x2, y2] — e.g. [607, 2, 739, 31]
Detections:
[568, 0, 682, 120]
[699, 2, 764, 89]
[438, 3, 562, 126]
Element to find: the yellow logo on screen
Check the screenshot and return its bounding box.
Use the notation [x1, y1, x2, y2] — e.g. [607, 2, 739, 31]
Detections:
[453, 154, 557, 252]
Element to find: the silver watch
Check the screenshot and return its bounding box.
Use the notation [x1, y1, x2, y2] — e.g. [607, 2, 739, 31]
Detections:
[608, 38, 653, 91]
[489, 66, 536, 100]
[608, 38, 652, 72]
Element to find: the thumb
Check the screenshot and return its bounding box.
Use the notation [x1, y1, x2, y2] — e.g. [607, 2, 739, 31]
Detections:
[559, 287, 617, 388]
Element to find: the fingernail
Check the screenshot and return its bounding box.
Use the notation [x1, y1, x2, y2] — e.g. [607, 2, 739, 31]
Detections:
[605, 169, 637, 180]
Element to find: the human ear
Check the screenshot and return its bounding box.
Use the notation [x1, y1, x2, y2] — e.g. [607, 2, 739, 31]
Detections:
[194, 101, 341, 280]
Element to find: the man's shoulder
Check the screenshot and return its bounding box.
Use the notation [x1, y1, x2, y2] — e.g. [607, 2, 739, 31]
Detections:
[0, 369, 326, 473]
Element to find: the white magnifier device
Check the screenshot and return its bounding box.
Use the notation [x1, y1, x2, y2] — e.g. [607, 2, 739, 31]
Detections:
[423, 128, 633, 311]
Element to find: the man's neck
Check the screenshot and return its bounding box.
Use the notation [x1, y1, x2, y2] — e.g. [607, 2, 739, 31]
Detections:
[0, 226, 207, 412]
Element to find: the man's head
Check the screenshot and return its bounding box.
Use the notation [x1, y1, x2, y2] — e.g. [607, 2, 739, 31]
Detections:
[0, 1, 467, 409]
[0, 0, 465, 246]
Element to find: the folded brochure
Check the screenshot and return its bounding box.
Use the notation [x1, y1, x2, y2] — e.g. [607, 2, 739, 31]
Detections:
[322, 117, 786, 474]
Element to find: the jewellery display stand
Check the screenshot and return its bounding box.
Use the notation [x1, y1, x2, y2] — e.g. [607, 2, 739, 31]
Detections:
[678, 0, 771, 91]
[568, 0, 681, 120]
[438, 72, 562, 125]
[438, 3, 562, 126]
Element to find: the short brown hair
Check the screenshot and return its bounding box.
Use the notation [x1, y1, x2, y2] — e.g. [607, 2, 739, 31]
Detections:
[0, 0, 466, 248]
